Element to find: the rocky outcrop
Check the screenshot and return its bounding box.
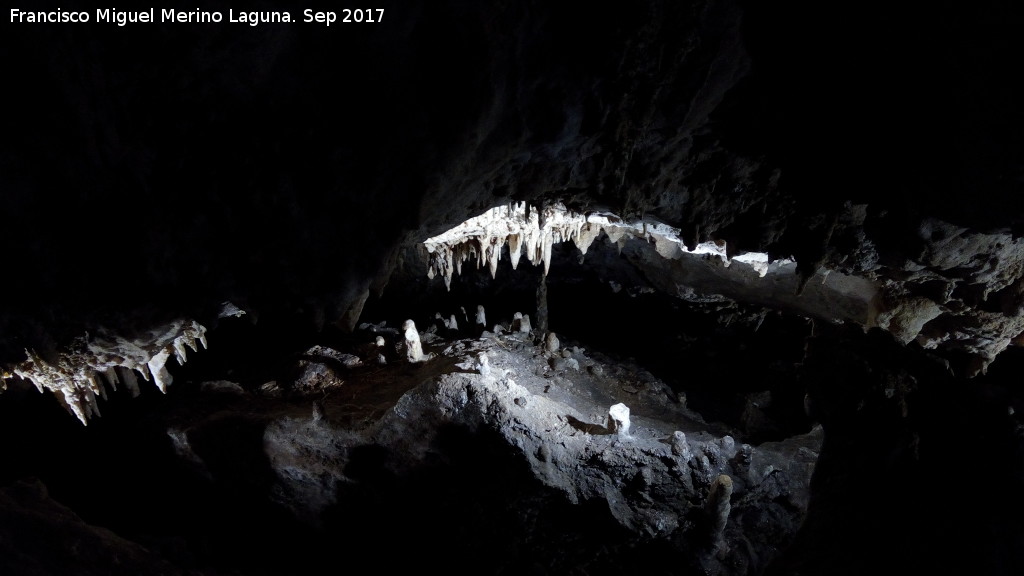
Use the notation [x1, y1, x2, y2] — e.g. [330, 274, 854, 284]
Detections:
[419, 200, 1024, 377]
[0, 478, 199, 576]
[263, 332, 820, 575]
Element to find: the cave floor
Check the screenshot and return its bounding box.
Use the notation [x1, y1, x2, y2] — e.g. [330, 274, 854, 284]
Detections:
[1, 320, 824, 576]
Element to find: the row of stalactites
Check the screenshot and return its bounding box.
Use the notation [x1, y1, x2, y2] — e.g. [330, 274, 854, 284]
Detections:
[3, 320, 208, 425]
[423, 203, 630, 290]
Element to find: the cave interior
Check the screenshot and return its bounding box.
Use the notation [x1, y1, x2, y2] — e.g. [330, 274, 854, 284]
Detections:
[2, 2, 1024, 575]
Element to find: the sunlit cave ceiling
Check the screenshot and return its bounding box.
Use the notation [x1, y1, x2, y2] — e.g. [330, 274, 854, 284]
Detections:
[2, 1, 1024, 575]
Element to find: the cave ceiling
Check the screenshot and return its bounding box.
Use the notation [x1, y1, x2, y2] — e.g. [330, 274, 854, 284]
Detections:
[3, 3, 1024, 575]
[4, 2, 1019, 385]
[3, 0, 1023, 384]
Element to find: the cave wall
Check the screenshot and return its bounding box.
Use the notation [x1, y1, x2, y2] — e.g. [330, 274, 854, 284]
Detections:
[3, 4, 1024, 573]
[6, 0, 1021, 362]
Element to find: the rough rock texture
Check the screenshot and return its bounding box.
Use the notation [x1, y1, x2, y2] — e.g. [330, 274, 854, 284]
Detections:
[5, 320, 208, 424]
[2, 0, 1021, 375]
[2, 1, 1024, 574]
[0, 307, 1021, 575]
[263, 332, 820, 575]
[418, 198, 1024, 377]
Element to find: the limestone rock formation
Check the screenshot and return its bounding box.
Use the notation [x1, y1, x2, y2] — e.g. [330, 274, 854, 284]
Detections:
[403, 320, 427, 363]
[1, 1, 1023, 574]
[3, 320, 207, 424]
[261, 331, 819, 573]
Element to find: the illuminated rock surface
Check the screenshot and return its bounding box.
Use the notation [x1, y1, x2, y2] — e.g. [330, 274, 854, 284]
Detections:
[2, 1, 1024, 575]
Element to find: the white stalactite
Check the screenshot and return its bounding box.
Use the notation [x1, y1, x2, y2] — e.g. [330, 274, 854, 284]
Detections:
[103, 367, 119, 392]
[120, 367, 140, 398]
[2, 318, 210, 424]
[508, 234, 522, 269]
[148, 349, 173, 394]
[422, 202, 775, 290]
[173, 338, 189, 365]
[88, 372, 106, 402]
[62, 388, 88, 425]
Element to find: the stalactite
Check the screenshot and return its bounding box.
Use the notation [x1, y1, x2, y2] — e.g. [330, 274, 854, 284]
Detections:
[422, 202, 756, 290]
[0, 318, 210, 425]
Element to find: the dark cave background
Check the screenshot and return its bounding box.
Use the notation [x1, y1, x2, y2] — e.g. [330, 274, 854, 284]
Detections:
[3, 1, 1024, 575]
[4, 0, 1024, 357]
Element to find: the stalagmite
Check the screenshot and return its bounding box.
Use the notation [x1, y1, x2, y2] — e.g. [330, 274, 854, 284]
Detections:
[476, 305, 486, 329]
[512, 312, 532, 335]
[608, 403, 631, 438]
[477, 352, 492, 379]
[733, 444, 753, 482]
[706, 474, 733, 547]
[436, 312, 459, 331]
[671, 431, 692, 460]
[545, 332, 560, 354]
[403, 319, 426, 363]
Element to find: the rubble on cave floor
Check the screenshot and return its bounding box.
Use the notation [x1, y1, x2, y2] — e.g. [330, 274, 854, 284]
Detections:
[246, 320, 822, 575]
[0, 315, 824, 576]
